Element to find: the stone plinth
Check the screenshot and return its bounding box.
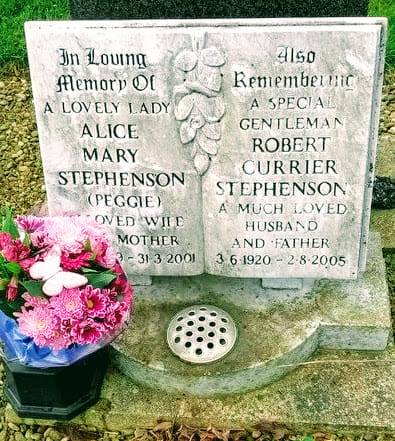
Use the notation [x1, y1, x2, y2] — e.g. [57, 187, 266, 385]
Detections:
[111, 233, 391, 396]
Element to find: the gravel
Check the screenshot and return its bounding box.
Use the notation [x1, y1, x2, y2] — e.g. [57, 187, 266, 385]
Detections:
[0, 67, 394, 440]
[0, 68, 45, 215]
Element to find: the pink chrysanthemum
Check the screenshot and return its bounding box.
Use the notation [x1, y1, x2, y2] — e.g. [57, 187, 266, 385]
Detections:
[29, 230, 49, 248]
[16, 215, 45, 233]
[71, 318, 104, 345]
[49, 288, 85, 320]
[102, 303, 126, 332]
[40, 217, 87, 253]
[22, 293, 49, 309]
[81, 218, 109, 240]
[47, 330, 72, 351]
[87, 235, 115, 269]
[80, 285, 108, 318]
[16, 306, 59, 348]
[95, 244, 117, 269]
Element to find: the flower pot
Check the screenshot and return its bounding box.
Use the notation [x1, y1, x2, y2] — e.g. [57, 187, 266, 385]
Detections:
[2, 347, 108, 420]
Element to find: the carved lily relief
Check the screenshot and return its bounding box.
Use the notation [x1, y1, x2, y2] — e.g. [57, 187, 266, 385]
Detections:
[174, 36, 225, 175]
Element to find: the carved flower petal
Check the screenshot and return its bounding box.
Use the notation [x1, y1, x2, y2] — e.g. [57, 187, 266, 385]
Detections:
[174, 50, 198, 72]
[180, 121, 196, 144]
[195, 95, 225, 123]
[201, 47, 225, 66]
[196, 131, 218, 155]
[188, 110, 205, 129]
[202, 122, 221, 140]
[174, 95, 194, 121]
[197, 63, 221, 92]
[194, 150, 210, 175]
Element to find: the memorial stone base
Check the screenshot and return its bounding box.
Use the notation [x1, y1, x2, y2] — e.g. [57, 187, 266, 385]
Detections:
[111, 233, 391, 396]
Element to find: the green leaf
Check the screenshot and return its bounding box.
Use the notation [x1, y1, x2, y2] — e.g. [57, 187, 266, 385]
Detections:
[5, 262, 21, 276]
[85, 272, 116, 289]
[84, 238, 92, 252]
[0, 278, 10, 290]
[22, 232, 30, 247]
[81, 267, 100, 274]
[1, 208, 19, 239]
[20, 280, 44, 297]
[0, 294, 24, 317]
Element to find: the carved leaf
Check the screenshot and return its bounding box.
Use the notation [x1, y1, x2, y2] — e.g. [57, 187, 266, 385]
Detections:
[174, 50, 198, 72]
[191, 141, 198, 158]
[197, 131, 218, 155]
[195, 95, 225, 123]
[197, 63, 221, 92]
[179, 121, 196, 144]
[174, 95, 194, 121]
[201, 47, 225, 66]
[194, 150, 210, 175]
[202, 122, 221, 140]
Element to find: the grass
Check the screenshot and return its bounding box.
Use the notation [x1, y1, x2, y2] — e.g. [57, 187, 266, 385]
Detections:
[369, 0, 395, 67]
[0, 0, 69, 69]
[0, 0, 394, 68]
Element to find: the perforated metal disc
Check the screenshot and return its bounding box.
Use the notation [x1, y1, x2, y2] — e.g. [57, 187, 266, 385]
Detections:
[167, 305, 237, 364]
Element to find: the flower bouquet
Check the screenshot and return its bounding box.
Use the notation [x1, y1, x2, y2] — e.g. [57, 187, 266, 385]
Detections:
[0, 209, 133, 419]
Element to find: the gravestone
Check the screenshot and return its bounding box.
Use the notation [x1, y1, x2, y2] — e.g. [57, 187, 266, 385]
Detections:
[69, 0, 369, 20]
[24, 18, 391, 394]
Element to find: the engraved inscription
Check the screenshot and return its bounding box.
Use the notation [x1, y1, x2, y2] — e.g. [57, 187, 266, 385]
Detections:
[25, 20, 384, 279]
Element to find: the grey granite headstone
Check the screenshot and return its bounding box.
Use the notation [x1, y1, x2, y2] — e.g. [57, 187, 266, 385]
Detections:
[25, 18, 386, 280]
[69, 0, 369, 20]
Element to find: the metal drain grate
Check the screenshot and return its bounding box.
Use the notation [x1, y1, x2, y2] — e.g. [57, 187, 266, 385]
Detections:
[167, 305, 237, 364]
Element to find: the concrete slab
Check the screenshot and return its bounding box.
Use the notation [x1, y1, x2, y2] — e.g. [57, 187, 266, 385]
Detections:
[5, 347, 395, 433]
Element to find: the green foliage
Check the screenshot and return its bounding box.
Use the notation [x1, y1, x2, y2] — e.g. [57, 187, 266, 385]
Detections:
[20, 280, 44, 297]
[1, 208, 19, 239]
[84, 271, 117, 289]
[4, 262, 22, 276]
[369, 0, 395, 66]
[0, 0, 69, 68]
[0, 296, 23, 317]
[81, 266, 117, 288]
